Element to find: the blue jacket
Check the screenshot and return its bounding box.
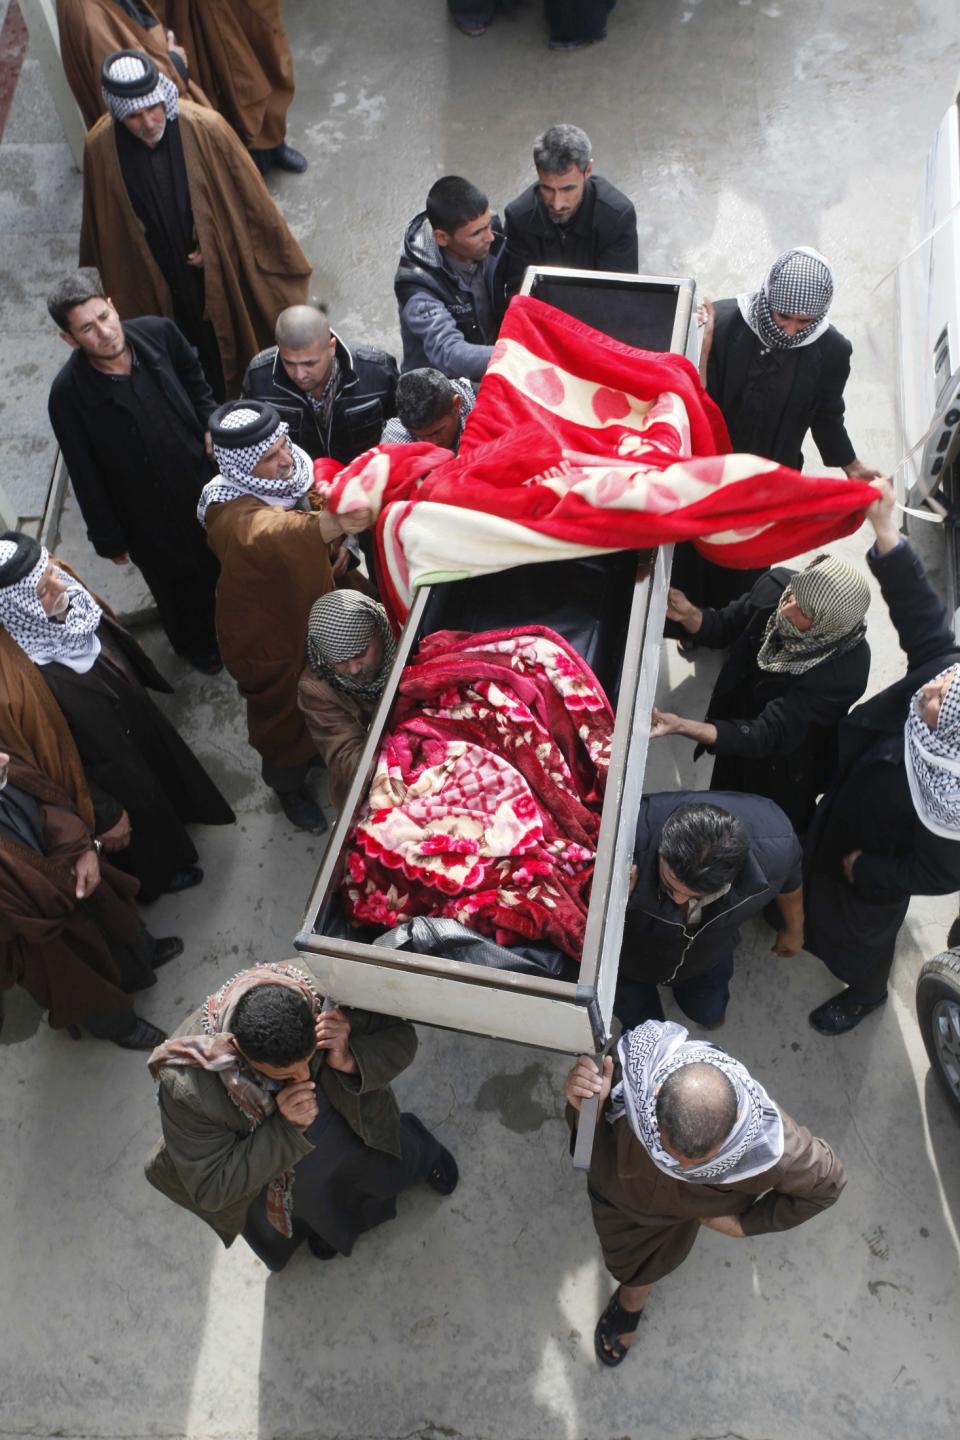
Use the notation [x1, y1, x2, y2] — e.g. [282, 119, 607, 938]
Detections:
[622, 790, 802, 983]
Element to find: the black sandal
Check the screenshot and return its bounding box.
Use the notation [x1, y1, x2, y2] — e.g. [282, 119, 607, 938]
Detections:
[594, 1288, 643, 1367]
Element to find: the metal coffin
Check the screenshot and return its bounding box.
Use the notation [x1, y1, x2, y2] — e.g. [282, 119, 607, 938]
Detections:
[295, 269, 697, 1056]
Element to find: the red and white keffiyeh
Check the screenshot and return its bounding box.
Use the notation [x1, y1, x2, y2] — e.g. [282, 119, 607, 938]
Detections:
[314, 296, 878, 627]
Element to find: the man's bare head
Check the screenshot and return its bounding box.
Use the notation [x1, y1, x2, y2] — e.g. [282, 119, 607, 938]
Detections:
[275, 307, 336, 396]
[656, 1062, 738, 1166]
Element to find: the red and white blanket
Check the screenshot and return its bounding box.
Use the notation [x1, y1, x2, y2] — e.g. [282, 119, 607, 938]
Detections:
[315, 295, 879, 626]
[341, 627, 613, 958]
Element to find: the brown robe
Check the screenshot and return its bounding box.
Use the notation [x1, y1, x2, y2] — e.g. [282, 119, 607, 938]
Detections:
[57, 0, 210, 130]
[578, 1102, 846, 1287]
[0, 760, 143, 1029]
[0, 627, 94, 830]
[204, 497, 337, 770]
[297, 669, 375, 811]
[163, 1, 294, 150]
[78, 101, 311, 395]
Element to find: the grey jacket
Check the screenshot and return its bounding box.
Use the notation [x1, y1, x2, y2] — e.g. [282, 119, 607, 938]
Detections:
[394, 212, 505, 380]
[144, 989, 418, 1245]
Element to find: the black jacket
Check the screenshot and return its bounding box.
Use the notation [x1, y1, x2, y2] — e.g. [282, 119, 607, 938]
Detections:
[621, 790, 802, 984]
[696, 568, 871, 833]
[706, 299, 856, 470]
[807, 540, 960, 902]
[503, 174, 639, 297]
[48, 316, 215, 558]
[242, 333, 398, 464]
[394, 212, 507, 379]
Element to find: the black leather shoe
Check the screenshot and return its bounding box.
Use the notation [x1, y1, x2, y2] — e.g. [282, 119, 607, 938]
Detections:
[113, 1016, 168, 1050]
[152, 936, 184, 969]
[271, 141, 308, 173]
[426, 1144, 459, 1196]
[249, 147, 273, 175]
[279, 788, 329, 834]
[809, 989, 886, 1036]
[165, 866, 204, 894]
[186, 649, 223, 675]
[307, 1234, 338, 1261]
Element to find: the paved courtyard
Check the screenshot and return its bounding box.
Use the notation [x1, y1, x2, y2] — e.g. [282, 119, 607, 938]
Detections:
[1, 3, 960, 1438]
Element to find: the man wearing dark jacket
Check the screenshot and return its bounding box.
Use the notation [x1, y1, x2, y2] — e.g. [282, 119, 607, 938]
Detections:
[395, 175, 506, 381]
[47, 275, 221, 673]
[617, 793, 803, 1030]
[242, 305, 398, 464]
[504, 124, 638, 297]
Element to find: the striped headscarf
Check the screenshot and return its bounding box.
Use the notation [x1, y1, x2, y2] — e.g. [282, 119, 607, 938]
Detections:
[755, 553, 870, 676]
[306, 590, 396, 702]
[738, 247, 835, 351]
[609, 1020, 784, 1184]
[148, 963, 322, 1236]
[904, 664, 960, 838]
[101, 51, 179, 123]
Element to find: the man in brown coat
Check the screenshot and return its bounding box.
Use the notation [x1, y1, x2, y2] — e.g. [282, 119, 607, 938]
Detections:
[0, 750, 181, 1050]
[163, 1, 306, 173]
[57, 0, 208, 129]
[566, 1019, 846, 1367]
[145, 960, 457, 1269]
[200, 401, 371, 832]
[298, 591, 396, 813]
[79, 50, 311, 397]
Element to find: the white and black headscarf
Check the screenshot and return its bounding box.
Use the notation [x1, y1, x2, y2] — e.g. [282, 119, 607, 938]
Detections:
[101, 50, 179, 124]
[198, 402, 313, 527]
[904, 664, 960, 839]
[608, 1020, 784, 1184]
[0, 534, 102, 675]
[306, 590, 396, 702]
[738, 247, 835, 352]
[756, 553, 871, 676]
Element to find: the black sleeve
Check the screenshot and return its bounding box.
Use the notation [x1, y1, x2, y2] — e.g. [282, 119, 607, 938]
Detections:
[810, 335, 856, 468]
[853, 826, 960, 901]
[164, 320, 216, 427]
[48, 385, 128, 558]
[168, 49, 189, 85]
[88, 778, 124, 835]
[695, 590, 756, 650]
[597, 205, 639, 274]
[868, 539, 956, 671]
[711, 667, 861, 760]
[503, 209, 540, 299]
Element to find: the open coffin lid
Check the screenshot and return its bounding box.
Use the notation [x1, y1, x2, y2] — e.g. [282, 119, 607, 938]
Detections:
[294, 269, 697, 1152]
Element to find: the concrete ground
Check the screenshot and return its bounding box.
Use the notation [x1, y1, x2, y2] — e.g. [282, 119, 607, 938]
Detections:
[2, 1, 960, 1437]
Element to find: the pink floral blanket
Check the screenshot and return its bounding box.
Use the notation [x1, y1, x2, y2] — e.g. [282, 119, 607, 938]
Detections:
[341, 626, 614, 958]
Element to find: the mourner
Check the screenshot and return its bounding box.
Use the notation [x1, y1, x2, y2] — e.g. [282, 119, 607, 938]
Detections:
[677, 247, 881, 610]
[145, 961, 458, 1270]
[242, 305, 398, 464]
[199, 401, 371, 833]
[805, 482, 960, 1034]
[395, 175, 505, 381]
[56, 0, 206, 130]
[651, 554, 871, 833]
[47, 276, 221, 674]
[503, 123, 638, 296]
[163, 0, 307, 172]
[618, 795, 803, 1031]
[79, 50, 311, 398]
[380, 369, 476, 451]
[0, 534, 234, 903]
[0, 749, 179, 1050]
[566, 1020, 846, 1367]
[297, 592, 397, 812]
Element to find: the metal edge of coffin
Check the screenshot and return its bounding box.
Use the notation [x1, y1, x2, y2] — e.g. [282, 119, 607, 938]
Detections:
[294, 270, 696, 1060]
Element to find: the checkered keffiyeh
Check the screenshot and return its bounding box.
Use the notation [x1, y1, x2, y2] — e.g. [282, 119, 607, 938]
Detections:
[0, 540, 102, 674]
[306, 590, 396, 701]
[380, 378, 477, 446]
[198, 409, 313, 526]
[608, 1020, 785, 1184]
[101, 54, 179, 123]
[904, 664, 960, 839]
[738, 247, 835, 351]
[755, 552, 870, 675]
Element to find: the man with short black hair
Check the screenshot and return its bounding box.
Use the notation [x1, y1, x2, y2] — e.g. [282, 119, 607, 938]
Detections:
[146, 960, 458, 1269]
[47, 274, 221, 673]
[617, 793, 804, 1029]
[394, 175, 506, 380]
[504, 123, 638, 297]
[380, 369, 476, 451]
[242, 304, 398, 463]
[565, 1020, 846, 1367]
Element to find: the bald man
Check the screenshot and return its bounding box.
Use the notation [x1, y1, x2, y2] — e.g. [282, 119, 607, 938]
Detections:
[565, 1020, 846, 1369]
[242, 306, 398, 464]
